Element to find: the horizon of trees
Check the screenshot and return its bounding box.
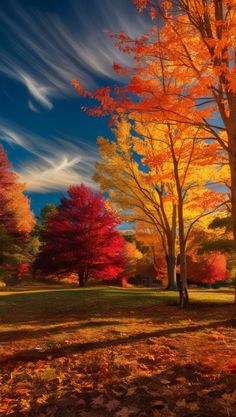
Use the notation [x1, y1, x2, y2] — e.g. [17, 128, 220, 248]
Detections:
[0, 142, 232, 304]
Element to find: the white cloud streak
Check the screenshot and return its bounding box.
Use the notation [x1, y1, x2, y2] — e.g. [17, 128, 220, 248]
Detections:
[0, 120, 98, 193]
[28, 100, 39, 113]
[0, 0, 149, 110]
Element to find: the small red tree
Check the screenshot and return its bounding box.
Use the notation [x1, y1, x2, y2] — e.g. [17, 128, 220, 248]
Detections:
[34, 185, 126, 286]
[17, 263, 29, 280]
[187, 253, 227, 286]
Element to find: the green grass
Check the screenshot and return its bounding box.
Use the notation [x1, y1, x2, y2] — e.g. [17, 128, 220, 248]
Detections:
[0, 286, 234, 325]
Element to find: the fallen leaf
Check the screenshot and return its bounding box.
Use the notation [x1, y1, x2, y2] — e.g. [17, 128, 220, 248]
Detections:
[153, 400, 164, 409]
[126, 387, 136, 396]
[0, 402, 11, 412]
[91, 394, 104, 408]
[187, 402, 199, 411]
[15, 388, 31, 395]
[77, 399, 86, 406]
[115, 406, 139, 417]
[176, 399, 186, 408]
[176, 377, 187, 383]
[160, 379, 171, 385]
[36, 394, 50, 405]
[112, 389, 126, 398]
[147, 337, 159, 345]
[106, 399, 120, 412]
[139, 363, 148, 370]
[222, 391, 236, 402]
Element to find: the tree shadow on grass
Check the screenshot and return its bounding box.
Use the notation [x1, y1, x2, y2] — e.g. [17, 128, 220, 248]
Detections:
[0, 289, 233, 328]
[1, 318, 234, 366]
[0, 320, 122, 342]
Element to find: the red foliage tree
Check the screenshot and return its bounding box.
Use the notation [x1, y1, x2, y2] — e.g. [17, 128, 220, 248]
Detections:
[187, 253, 227, 285]
[17, 263, 29, 280]
[34, 185, 126, 286]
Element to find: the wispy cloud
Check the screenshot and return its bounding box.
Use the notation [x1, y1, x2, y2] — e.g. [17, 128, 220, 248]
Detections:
[18, 156, 96, 193]
[28, 100, 39, 113]
[0, 0, 148, 110]
[21, 73, 53, 110]
[0, 120, 98, 192]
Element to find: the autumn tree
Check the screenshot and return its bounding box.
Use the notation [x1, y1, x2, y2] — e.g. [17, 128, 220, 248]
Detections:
[197, 214, 236, 286]
[94, 118, 225, 305]
[94, 120, 178, 290]
[133, 121, 226, 305]
[122, 239, 143, 287]
[135, 219, 168, 284]
[32, 203, 58, 252]
[0, 145, 35, 281]
[187, 253, 227, 286]
[74, 67, 226, 306]
[34, 184, 126, 287]
[130, 0, 236, 259]
[72, 0, 235, 305]
[35, 204, 58, 236]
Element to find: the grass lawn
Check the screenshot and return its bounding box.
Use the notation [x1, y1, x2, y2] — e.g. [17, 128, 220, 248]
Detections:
[0, 286, 236, 416]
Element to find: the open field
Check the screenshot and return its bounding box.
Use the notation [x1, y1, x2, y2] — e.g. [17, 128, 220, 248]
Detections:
[0, 286, 236, 416]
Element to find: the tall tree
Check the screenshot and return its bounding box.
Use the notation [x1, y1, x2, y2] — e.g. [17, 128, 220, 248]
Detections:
[137, 122, 225, 306]
[73, 0, 236, 304]
[32, 204, 58, 249]
[34, 185, 125, 287]
[94, 119, 225, 304]
[73, 1, 233, 305]
[0, 145, 34, 279]
[132, 0, 235, 304]
[94, 120, 178, 290]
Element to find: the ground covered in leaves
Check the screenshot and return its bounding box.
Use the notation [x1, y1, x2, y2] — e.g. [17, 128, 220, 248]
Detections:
[0, 286, 236, 417]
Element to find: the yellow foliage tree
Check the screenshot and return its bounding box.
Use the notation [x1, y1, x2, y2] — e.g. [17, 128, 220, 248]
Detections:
[94, 120, 178, 289]
[95, 119, 226, 305]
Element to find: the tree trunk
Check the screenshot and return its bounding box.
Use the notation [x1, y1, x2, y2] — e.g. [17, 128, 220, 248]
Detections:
[178, 201, 189, 308]
[166, 254, 177, 290]
[178, 253, 189, 308]
[166, 204, 177, 290]
[78, 272, 85, 287]
[168, 127, 189, 306]
[229, 136, 236, 316]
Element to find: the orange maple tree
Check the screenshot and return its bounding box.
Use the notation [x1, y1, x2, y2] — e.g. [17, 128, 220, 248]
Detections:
[0, 145, 34, 277]
[73, 0, 234, 306]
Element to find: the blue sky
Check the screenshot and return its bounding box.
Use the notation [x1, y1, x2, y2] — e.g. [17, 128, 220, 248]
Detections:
[0, 0, 148, 215]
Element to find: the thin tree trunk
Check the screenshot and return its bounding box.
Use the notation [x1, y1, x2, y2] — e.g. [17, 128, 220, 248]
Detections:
[178, 200, 189, 308]
[78, 272, 85, 287]
[166, 204, 177, 290]
[179, 251, 189, 308]
[167, 125, 189, 306]
[166, 253, 177, 290]
[229, 136, 236, 316]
